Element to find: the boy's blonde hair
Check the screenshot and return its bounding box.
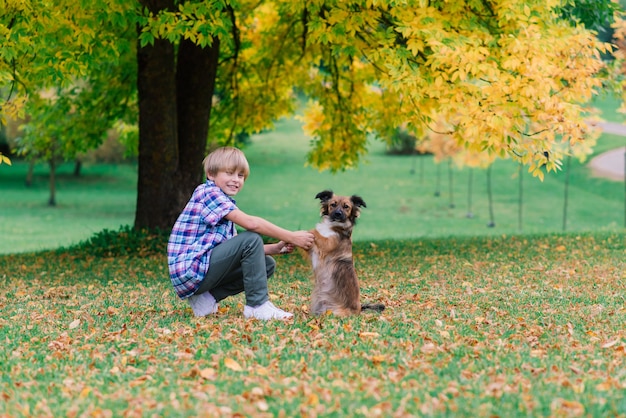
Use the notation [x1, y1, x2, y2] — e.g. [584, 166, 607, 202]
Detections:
[203, 146, 250, 179]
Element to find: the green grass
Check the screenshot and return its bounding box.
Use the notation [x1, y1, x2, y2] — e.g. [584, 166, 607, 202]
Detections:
[0, 232, 624, 416]
[0, 99, 624, 416]
[2, 113, 624, 254]
[0, 162, 137, 254]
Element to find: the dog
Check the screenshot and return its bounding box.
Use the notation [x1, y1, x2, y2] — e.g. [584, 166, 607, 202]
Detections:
[306, 190, 385, 316]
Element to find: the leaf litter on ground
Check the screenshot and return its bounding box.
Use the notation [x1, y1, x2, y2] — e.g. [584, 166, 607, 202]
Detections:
[0, 232, 624, 417]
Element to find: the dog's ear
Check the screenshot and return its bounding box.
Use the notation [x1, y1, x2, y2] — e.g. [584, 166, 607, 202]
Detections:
[351, 195, 366, 208]
[315, 190, 334, 202]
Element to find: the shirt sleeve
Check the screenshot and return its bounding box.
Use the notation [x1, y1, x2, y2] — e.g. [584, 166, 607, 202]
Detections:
[200, 186, 237, 226]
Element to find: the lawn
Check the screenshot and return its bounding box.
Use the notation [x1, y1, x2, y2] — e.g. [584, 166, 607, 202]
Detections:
[0, 96, 624, 416]
[0, 232, 624, 416]
[1, 113, 624, 254]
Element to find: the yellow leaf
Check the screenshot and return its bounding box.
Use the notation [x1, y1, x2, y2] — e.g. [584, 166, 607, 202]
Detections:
[370, 354, 387, 364]
[129, 376, 149, 387]
[595, 380, 615, 391]
[224, 358, 243, 371]
[601, 338, 620, 349]
[256, 400, 269, 412]
[200, 368, 217, 380]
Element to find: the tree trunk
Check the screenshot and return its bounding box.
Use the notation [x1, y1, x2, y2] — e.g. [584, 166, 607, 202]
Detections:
[134, 3, 221, 231]
[48, 159, 56, 207]
[174, 37, 221, 209]
[135, 32, 179, 230]
[74, 159, 82, 177]
[25, 160, 34, 187]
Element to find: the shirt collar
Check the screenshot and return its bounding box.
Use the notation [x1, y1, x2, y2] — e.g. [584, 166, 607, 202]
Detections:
[205, 179, 236, 204]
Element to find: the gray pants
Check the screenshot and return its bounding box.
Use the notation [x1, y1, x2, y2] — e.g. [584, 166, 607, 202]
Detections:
[196, 231, 275, 307]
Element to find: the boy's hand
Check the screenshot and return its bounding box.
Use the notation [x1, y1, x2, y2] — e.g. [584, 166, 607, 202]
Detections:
[278, 242, 295, 254]
[291, 230, 314, 250]
[266, 241, 295, 255]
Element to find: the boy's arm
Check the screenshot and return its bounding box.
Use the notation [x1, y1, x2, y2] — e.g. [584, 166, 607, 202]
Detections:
[225, 208, 313, 249]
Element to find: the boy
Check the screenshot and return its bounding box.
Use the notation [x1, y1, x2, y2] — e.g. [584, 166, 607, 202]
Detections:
[167, 147, 314, 320]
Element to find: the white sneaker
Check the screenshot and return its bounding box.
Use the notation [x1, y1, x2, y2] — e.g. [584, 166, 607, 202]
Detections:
[244, 300, 293, 321]
[188, 291, 218, 317]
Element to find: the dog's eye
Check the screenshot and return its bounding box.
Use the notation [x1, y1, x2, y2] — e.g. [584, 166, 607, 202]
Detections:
[343, 204, 350, 209]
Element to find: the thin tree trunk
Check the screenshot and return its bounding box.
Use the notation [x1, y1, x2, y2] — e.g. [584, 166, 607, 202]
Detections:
[48, 159, 56, 207]
[466, 169, 473, 218]
[487, 166, 495, 228]
[74, 159, 82, 177]
[518, 163, 523, 232]
[563, 154, 571, 232]
[434, 161, 441, 197]
[448, 160, 454, 208]
[25, 160, 34, 187]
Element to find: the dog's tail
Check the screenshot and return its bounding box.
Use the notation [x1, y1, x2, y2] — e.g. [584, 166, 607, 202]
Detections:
[361, 303, 385, 312]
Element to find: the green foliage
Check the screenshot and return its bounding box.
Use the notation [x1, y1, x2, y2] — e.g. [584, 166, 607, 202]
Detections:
[2, 0, 621, 175]
[1, 0, 138, 164]
[0, 232, 624, 416]
[558, 0, 620, 33]
[385, 128, 420, 155]
[59, 225, 168, 258]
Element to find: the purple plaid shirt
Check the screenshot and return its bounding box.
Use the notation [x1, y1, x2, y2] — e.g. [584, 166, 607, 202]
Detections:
[167, 180, 237, 299]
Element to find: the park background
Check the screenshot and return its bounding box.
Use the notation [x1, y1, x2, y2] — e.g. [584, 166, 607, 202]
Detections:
[1, 1, 625, 417]
[0, 96, 624, 254]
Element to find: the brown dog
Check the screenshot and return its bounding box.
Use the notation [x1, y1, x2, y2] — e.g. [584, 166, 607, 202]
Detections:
[307, 190, 385, 316]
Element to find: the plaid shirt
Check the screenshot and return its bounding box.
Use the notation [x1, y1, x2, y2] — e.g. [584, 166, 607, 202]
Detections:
[167, 180, 237, 299]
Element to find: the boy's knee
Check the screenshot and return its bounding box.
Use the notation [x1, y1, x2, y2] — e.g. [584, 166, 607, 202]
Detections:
[266, 256, 276, 277]
[240, 231, 264, 251]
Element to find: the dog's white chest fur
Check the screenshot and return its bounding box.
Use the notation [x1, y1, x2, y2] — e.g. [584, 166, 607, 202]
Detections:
[315, 220, 338, 238]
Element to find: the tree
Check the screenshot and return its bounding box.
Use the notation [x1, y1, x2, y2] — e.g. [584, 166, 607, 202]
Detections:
[1, 0, 619, 230]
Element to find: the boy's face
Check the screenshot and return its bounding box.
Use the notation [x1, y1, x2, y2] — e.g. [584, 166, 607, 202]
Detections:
[208, 169, 246, 196]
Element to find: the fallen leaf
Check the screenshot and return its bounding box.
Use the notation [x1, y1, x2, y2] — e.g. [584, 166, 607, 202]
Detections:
[256, 400, 269, 411]
[370, 354, 387, 364]
[421, 343, 437, 354]
[69, 319, 81, 329]
[601, 338, 620, 348]
[551, 398, 584, 416]
[200, 368, 217, 380]
[224, 358, 243, 371]
[595, 380, 614, 391]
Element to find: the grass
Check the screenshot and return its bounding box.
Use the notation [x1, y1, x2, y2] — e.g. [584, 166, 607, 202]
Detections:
[1, 111, 624, 254]
[0, 232, 624, 416]
[0, 162, 137, 254]
[0, 97, 624, 416]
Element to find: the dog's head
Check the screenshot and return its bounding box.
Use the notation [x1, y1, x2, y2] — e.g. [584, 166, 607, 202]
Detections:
[315, 190, 366, 224]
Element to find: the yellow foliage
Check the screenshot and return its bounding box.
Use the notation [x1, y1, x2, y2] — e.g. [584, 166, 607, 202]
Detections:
[0, 0, 616, 174]
[0, 153, 11, 166]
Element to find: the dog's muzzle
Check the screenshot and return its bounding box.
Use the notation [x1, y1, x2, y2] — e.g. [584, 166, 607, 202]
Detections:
[330, 209, 347, 222]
